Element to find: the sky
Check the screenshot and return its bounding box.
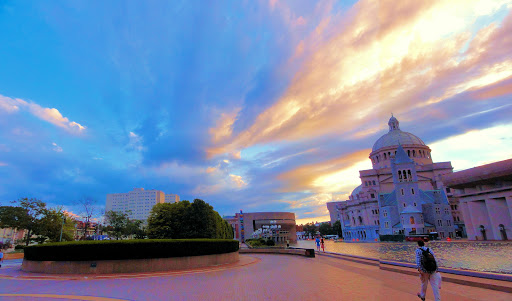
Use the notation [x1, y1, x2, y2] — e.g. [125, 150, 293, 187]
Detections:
[1, 0, 512, 225]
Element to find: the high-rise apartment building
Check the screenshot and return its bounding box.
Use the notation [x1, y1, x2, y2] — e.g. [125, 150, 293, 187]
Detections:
[105, 188, 179, 221]
[165, 193, 180, 203]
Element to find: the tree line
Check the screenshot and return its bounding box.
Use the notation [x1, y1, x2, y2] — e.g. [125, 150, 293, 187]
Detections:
[0, 197, 233, 245]
[0, 198, 76, 245]
[300, 220, 342, 238]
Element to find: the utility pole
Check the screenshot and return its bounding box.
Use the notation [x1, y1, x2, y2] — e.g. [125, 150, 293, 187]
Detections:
[59, 216, 67, 242]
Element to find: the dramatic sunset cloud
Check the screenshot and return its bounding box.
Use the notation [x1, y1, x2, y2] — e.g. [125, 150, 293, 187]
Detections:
[209, 0, 512, 157]
[1, 1, 511, 224]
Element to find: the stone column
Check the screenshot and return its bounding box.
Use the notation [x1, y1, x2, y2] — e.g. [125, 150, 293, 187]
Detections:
[460, 201, 475, 240]
[485, 198, 502, 240]
[506, 195, 512, 223]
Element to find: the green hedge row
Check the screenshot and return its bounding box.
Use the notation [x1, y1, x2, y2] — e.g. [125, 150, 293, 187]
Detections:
[24, 239, 239, 261]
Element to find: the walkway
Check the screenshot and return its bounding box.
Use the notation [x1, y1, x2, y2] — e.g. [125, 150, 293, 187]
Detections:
[0, 255, 510, 300]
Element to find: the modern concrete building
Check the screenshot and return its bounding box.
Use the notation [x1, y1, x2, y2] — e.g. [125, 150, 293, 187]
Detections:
[165, 193, 180, 203]
[332, 116, 456, 241]
[326, 201, 344, 224]
[443, 159, 512, 241]
[105, 188, 179, 221]
[224, 212, 297, 243]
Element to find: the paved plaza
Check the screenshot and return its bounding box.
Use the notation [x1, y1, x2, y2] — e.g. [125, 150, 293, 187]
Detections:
[0, 254, 510, 300]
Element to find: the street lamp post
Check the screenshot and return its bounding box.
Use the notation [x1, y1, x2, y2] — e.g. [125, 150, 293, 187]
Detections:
[59, 217, 66, 242]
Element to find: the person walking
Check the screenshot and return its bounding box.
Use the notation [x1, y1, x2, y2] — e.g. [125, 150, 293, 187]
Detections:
[0, 247, 4, 268]
[315, 236, 320, 251]
[320, 237, 325, 252]
[416, 240, 442, 301]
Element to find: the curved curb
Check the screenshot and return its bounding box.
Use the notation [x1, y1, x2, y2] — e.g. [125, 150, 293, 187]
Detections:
[0, 294, 129, 301]
[0, 255, 260, 281]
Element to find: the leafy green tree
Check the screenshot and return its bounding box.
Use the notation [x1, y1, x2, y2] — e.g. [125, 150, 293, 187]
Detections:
[147, 199, 233, 239]
[39, 208, 67, 242]
[303, 223, 317, 238]
[14, 198, 47, 245]
[0, 199, 75, 244]
[105, 210, 129, 240]
[333, 220, 342, 238]
[126, 219, 145, 239]
[0, 206, 30, 230]
[319, 222, 334, 236]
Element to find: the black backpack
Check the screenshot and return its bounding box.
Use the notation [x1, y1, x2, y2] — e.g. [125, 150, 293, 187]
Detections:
[421, 247, 437, 273]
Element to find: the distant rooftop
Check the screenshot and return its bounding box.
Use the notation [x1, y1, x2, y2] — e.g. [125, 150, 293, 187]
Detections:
[443, 158, 512, 188]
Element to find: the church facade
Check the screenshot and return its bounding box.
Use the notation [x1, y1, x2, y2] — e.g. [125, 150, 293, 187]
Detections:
[330, 116, 456, 241]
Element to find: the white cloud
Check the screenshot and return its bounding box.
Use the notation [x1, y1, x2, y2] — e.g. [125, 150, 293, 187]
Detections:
[430, 123, 512, 171]
[128, 132, 144, 151]
[0, 94, 86, 134]
[230, 174, 248, 188]
[52, 142, 63, 152]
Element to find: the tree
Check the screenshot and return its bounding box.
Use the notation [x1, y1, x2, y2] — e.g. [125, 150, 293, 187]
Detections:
[126, 219, 145, 239]
[0, 206, 30, 230]
[319, 222, 334, 236]
[76, 198, 96, 239]
[0, 201, 76, 244]
[13, 198, 47, 246]
[303, 223, 317, 238]
[147, 199, 233, 239]
[333, 220, 343, 238]
[105, 210, 129, 240]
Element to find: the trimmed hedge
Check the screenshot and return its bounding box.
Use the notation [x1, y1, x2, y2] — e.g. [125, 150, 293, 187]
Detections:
[24, 239, 239, 261]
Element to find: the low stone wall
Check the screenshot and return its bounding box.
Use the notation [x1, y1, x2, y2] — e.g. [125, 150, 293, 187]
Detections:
[21, 251, 239, 274]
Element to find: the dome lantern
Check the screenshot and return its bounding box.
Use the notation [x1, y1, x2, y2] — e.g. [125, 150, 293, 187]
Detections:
[388, 114, 400, 131]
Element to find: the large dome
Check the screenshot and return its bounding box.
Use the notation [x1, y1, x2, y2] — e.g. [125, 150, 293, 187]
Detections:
[372, 130, 426, 151]
[372, 116, 426, 152]
[351, 185, 362, 199]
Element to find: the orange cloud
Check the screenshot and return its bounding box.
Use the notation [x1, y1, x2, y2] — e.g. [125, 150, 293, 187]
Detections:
[471, 76, 512, 100]
[208, 1, 512, 158]
[277, 148, 370, 192]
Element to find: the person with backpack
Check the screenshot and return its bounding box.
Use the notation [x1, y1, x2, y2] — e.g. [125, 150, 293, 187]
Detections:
[416, 240, 442, 301]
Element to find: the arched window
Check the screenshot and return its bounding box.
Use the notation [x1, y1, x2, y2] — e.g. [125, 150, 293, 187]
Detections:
[398, 170, 403, 182]
[358, 216, 363, 225]
[413, 150, 416, 157]
[384, 153, 387, 159]
[410, 216, 415, 224]
[407, 150, 411, 157]
[407, 170, 412, 181]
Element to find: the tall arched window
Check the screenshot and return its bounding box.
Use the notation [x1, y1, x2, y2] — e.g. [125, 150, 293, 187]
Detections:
[410, 216, 415, 224]
[358, 216, 363, 225]
[413, 150, 416, 157]
[407, 170, 412, 181]
[398, 170, 403, 182]
[384, 153, 387, 160]
[407, 150, 411, 157]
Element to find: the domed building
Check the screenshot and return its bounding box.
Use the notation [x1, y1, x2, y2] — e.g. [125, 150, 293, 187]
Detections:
[328, 116, 457, 241]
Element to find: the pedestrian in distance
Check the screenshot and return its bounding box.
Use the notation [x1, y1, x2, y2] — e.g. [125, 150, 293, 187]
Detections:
[416, 240, 442, 301]
[315, 236, 321, 251]
[320, 237, 325, 252]
[0, 247, 4, 268]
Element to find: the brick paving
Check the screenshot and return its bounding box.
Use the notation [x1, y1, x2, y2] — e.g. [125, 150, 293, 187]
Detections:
[0, 255, 510, 300]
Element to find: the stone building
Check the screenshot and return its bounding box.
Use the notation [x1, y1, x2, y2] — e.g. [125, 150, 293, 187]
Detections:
[224, 212, 297, 243]
[443, 159, 512, 241]
[330, 116, 456, 241]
